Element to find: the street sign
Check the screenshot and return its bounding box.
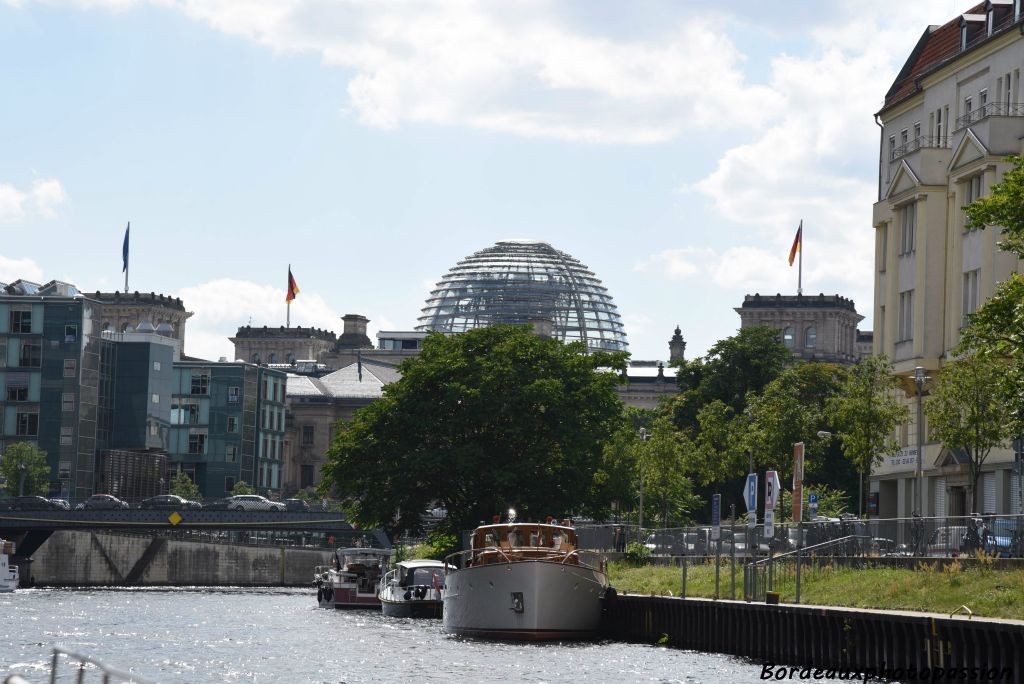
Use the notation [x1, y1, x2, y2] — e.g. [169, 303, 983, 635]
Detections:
[764, 509, 775, 538]
[747, 513, 756, 528]
[745, 473, 758, 513]
[765, 471, 780, 511]
[711, 494, 722, 541]
[809, 492, 819, 517]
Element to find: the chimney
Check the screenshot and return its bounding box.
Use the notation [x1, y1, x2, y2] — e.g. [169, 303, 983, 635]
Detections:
[342, 314, 369, 338]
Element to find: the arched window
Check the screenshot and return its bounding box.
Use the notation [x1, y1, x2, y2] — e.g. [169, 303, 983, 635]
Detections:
[782, 327, 795, 349]
[251, 353, 260, 363]
[120, 322, 131, 333]
[269, 353, 277, 363]
[804, 326, 817, 349]
[102, 322, 111, 332]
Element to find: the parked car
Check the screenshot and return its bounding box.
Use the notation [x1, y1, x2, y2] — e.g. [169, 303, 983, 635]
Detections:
[48, 498, 71, 510]
[139, 495, 202, 510]
[13, 495, 62, 510]
[77, 494, 129, 510]
[203, 498, 230, 511]
[283, 498, 310, 512]
[225, 495, 285, 511]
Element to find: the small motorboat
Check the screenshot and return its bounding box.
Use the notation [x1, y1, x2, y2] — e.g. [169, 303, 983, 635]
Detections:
[443, 520, 609, 640]
[314, 547, 391, 609]
[378, 559, 447, 618]
[0, 538, 19, 592]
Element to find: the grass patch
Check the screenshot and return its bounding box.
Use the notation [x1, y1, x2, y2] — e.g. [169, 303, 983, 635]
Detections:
[608, 560, 1024, 620]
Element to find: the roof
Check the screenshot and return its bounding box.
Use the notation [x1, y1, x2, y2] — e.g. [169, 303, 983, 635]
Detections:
[232, 325, 336, 341]
[93, 290, 188, 312]
[738, 293, 860, 313]
[286, 359, 402, 399]
[395, 559, 447, 569]
[881, 2, 1014, 112]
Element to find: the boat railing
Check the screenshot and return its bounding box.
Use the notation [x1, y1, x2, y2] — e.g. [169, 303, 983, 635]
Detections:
[445, 546, 605, 571]
[49, 647, 154, 684]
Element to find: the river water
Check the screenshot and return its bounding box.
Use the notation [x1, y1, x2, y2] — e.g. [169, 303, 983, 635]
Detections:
[0, 587, 767, 683]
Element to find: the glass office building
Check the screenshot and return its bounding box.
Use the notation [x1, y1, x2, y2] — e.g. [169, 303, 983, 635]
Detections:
[417, 240, 628, 352]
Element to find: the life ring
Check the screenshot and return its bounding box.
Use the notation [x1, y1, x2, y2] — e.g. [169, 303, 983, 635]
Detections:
[323, 587, 333, 603]
[317, 587, 323, 603]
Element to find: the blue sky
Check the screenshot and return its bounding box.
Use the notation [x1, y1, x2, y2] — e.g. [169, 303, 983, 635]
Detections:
[0, 0, 955, 362]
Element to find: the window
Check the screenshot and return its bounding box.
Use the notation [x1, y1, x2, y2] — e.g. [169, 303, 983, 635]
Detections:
[227, 386, 240, 404]
[962, 270, 981, 324]
[262, 436, 268, 459]
[190, 373, 209, 395]
[188, 431, 207, 455]
[269, 353, 277, 364]
[151, 393, 160, 404]
[150, 422, 158, 436]
[960, 23, 968, 50]
[879, 225, 888, 272]
[153, 361, 161, 371]
[782, 327, 795, 349]
[879, 305, 886, 350]
[276, 409, 282, 432]
[62, 393, 75, 412]
[10, 309, 31, 334]
[964, 96, 972, 119]
[19, 342, 41, 368]
[302, 425, 315, 446]
[16, 412, 39, 436]
[804, 327, 817, 349]
[899, 202, 916, 255]
[899, 290, 914, 341]
[62, 324, 77, 343]
[936, 108, 944, 143]
[187, 404, 199, 424]
[980, 89, 988, 109]
[226, 446, 237, 463]
[888, 135, 896, 161]
[300, 464, 315, 489]
[1006, 72, 1012, 106]
[0, 342, 5, 368]
[225, 476, 235, 492]
[63, 358, 76, 378]
[5, 375, 27, 402]
[913, 121, 921, 140]
[900, 128, 908, 146]
[965, 174, 983, 212]
[227, 416, 238, 433]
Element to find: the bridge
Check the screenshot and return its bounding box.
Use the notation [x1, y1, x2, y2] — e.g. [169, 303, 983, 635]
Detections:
[0, 510, 390, 566]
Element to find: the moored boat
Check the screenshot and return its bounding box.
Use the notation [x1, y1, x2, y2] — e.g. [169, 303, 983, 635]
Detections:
[314, 547, 391, 609]
[0, 538, 19, 592]
[442, 521, 609, 640]
[378, 559, 447, 618]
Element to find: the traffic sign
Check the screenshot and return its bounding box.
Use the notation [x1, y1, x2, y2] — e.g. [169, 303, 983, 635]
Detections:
[711, 494, 721, 541]
[764, 509, 775, 538]
[745, 473, 758, 513]
[809, 492, 819, 517]
[765, 471, 780, 511]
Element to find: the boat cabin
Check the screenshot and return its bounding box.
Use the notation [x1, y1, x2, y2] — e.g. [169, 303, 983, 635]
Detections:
[333, 547, 391, 593]
[395, 560, 446, 588]
[468, 523, 579, 566]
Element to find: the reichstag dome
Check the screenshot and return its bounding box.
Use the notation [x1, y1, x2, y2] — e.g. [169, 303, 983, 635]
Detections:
[416, 240, 629, 352]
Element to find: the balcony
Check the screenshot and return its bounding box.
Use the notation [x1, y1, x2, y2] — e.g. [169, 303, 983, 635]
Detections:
[955, 101, 1024, 130]
[891, 135, 949, 161]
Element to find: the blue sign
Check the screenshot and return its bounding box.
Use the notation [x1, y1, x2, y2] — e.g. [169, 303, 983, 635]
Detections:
[711, 494, 722, 541]
[745, 473, 758, 513]
[809, 492, 819, 516]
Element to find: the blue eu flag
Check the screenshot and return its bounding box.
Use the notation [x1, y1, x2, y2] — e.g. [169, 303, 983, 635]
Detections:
[122, 222, 130, 273]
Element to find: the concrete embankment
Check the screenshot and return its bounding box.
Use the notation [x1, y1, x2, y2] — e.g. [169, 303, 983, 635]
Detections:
[601, 594, 1024, 682]
[26, 531, 332, 586]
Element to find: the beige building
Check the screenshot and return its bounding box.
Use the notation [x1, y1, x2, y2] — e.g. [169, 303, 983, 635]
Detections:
[735, 294, 870, 365]
[93, 291, 193, 345]
[871, 1, 1024, 518]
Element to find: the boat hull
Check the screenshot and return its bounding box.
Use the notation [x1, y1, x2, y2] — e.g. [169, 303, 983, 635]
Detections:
[381, 598, 443, 619]
[317, 579, 381, 609]
[443, 560, 606, 640]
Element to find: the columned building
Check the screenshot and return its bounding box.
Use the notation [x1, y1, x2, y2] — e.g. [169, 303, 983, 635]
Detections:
[871, 1, 1024, 518]
[735, 293, 869, 365]
[93, 291, 193, 346]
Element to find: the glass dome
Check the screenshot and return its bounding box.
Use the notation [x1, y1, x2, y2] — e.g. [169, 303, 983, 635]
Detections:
[417, 240, 629, 352]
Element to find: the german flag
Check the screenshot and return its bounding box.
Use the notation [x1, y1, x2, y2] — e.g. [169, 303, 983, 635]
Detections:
[788, 221, 802, 266]
[286, 267, 300, 303]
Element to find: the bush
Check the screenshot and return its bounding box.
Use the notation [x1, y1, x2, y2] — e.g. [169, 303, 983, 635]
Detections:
[623, 541, 651, 566]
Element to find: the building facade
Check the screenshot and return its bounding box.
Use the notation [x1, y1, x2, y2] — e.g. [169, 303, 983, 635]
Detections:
[871, 1, 1024, 517]
[230, 325, 337, 365]
[93, 290, 192, 346]
[735, 294, 869, 365]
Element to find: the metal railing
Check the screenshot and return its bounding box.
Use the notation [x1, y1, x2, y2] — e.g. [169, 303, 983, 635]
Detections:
[890, 135, 950, 160]
[744, 534, 872, 603]
[955, 101, 1024, 129]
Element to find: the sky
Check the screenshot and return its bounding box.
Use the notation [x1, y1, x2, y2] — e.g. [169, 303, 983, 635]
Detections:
[0, 0, 967, 362]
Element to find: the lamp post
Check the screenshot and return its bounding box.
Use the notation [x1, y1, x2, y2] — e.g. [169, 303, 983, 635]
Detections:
[913, 366, 928, 517]
[17, 461, 26, 497]
[637, 427, 648, 543]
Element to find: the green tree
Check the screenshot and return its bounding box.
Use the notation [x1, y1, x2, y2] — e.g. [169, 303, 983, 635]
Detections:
[169, 467, 201, 501]
[320, 325, 627, 537]
[688, 400, 746, 488]
[637, 416, 699, 527]
[231, 480, 255, 496]
[924, 353, 1010, 513]
[0, 442, 50, 496]
[781, 483, 850, 520]
[826, 355, 909, 516]
[964, 154, 1024, 256]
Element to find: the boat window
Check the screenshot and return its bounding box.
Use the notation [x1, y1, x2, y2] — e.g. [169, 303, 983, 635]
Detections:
[552, 532, 564, 548]
[484, 532, 497, 548]
[411, 568, 443, 586]
[507, 529, 520, 547]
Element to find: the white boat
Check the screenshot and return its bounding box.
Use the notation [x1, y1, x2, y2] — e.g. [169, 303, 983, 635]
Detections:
[378, 559, 447, 618]
[1, 538, 19, 592]
[314, 547, 391, 609]
[443, 522, 609, 640]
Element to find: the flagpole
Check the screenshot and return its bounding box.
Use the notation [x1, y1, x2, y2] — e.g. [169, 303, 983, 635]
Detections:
[798, 219, 803, 295]
[286, 264, 291, 327]
[124, 222, 130, 292]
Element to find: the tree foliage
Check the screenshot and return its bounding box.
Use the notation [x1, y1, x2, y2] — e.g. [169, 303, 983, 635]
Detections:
[0, 442, 50, 496]
[964, 154, 1024, 258]
[688, 400, 745, 488]
[320, 325, 628, 537]
[637, 416, 699, 527]
[231, 480, 255, 496]
[781, 483, 850, 520]
[169, 467, 201, 501]
[924, 353, 1010, 512]
[826, 355, 909, 513]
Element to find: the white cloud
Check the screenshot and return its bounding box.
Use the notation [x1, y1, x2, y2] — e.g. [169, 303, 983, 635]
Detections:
[31, 178, 67, 218]
[0, 254, 45, 283]
[176, 278, 340, 361]
[0, 177, 66, 221]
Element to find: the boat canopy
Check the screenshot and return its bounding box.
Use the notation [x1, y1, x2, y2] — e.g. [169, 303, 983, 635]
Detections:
[470, 523, 577, 551]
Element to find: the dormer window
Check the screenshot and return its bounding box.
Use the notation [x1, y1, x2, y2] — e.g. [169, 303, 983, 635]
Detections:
[961, 23, 968, 49]
[960, 14, 986, 49]
[988, 5, 995, 34]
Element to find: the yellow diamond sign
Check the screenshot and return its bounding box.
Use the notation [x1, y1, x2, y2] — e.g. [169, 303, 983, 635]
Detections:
[168, 511, 183, 526]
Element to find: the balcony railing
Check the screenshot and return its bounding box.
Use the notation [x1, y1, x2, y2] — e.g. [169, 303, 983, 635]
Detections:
[955, 101, 1024, 129]
[890, 135, 949, 161]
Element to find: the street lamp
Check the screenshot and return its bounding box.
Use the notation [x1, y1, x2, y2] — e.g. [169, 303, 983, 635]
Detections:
[17, 461, 26, 497]
[637, 427, 648, 542]
[913, 366, 929, 517]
